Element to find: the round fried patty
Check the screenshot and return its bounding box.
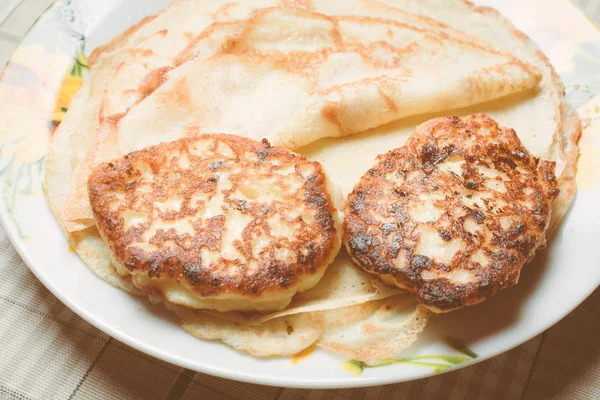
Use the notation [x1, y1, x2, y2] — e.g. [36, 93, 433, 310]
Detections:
[89, 134, 342, 312]
[344, 114, 558, 312]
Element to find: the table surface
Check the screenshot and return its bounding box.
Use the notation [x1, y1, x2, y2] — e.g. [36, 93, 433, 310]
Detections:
[0, 1, 598, 399]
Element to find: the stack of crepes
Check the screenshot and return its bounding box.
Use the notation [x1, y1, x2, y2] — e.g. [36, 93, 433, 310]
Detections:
[45, 0, 580, 360]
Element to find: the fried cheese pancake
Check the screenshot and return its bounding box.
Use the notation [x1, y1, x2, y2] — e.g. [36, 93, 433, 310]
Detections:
[344, 115, 558, 312]
[88, 134, 342, 312]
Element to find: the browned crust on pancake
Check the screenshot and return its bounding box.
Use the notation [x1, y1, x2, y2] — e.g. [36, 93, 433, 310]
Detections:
[344, 114, 558, 312]
[174, 6, 541, 76]
[88, 134, 340, 299]
[278, 0, 313, 11]
[463, 2, 582, 234]
[137, 66, 174, 104]
[89, 14, 158, 66]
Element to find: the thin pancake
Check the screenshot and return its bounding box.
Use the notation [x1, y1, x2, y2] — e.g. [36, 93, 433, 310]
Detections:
[169, 294, 429, 361]
[318, 295, 429, 362]
[167, 302, 326, 357]
[117, 7, 540, 155]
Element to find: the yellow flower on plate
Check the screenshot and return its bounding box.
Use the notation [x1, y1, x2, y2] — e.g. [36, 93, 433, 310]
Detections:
[52, 73, 83, 123]
[0, 44, 75, 166]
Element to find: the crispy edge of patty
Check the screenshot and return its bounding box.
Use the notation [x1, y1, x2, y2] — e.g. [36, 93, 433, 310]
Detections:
[88, 134, 342, 308]
[343, 114, 558, 312]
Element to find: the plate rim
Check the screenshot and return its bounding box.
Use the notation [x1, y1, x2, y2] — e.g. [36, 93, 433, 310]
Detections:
[2, 206, 598, 388]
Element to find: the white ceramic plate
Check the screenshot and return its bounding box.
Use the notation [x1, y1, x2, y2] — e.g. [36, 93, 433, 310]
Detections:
[1, 0, 599, 388]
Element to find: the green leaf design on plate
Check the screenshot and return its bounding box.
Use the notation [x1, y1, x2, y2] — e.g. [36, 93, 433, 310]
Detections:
[342, 337, 478, 376]
[70, 47, 89, 78]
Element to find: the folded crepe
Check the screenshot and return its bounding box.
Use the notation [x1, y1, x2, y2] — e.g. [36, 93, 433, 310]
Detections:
[118, 7, 541, 155]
